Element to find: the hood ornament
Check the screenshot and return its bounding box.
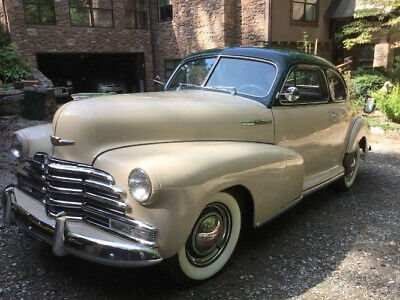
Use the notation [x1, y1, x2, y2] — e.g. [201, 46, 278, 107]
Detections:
[50, 136, 75, 146]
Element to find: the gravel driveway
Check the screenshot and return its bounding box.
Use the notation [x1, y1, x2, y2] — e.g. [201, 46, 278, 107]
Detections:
[0, 117, 399, 299]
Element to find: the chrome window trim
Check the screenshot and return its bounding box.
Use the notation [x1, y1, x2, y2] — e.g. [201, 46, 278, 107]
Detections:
[165, 54, 279, 101]
[277, 64, 330, 106]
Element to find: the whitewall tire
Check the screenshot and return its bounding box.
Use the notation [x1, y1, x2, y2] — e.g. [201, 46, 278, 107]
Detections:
[165, 192, 242, 284]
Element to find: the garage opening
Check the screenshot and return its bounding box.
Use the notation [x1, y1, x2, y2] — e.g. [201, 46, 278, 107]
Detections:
[36, 53, 146, 95]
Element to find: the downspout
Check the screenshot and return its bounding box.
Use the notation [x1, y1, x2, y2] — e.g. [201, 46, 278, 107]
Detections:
[265, 0, 272, 43]
[148, 0, 158, 90]
[1, 0, 10, 35]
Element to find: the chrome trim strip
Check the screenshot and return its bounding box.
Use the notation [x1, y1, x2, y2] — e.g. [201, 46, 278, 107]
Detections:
[50, 136, 75, 146]
[84, 179, 125, 196]
[240, 119, 272, 126]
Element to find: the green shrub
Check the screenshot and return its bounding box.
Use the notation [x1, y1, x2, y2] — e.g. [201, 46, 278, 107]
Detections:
[372, 84, 400, 123]
[350, 74, 386, 98]
[0, 24, 10, 47]
[388, 56, 400, 83]
[0, 44, 31, 82]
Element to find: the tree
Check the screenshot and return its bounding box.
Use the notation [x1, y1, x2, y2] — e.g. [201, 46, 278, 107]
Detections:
[340, 0, 400, 50]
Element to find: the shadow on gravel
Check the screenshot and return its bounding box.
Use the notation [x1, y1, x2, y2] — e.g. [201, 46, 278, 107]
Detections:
[1, 149, 399, 299]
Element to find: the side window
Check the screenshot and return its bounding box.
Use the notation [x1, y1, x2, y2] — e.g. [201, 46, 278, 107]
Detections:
[281, 67, 328, 104]
[326, 70, 347, 101]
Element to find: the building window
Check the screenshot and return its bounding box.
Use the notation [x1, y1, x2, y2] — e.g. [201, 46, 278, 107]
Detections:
[291, 0, 318, 25]
[23, 0, 56, 25]
[69, 0, 114, 28]
[164, 59, 180, 80]
[158, 0, 172, 23]
[125, 0, 147, 29]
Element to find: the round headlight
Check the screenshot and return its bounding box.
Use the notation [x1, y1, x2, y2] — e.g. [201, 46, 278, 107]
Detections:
[11, 134, 24, 159]
[128, 168, 152, 204]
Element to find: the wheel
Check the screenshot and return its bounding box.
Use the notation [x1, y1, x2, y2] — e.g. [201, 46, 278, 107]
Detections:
[336, 147, 361, 191]
[164, 192, 242, 285]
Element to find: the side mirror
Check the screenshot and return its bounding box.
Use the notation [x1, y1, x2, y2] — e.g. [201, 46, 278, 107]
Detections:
[153, 75, 165, 86]
[363, 96, 376, 114]
[280, 86, 300, 103]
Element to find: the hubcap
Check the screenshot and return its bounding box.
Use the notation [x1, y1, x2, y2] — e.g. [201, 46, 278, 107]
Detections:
[345, 150, 359, 183]
[185, 203, 231, 267]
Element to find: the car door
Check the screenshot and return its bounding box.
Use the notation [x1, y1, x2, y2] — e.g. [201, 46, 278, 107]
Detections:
[325, 69, 352, 168]
[272, 65, 338, 191]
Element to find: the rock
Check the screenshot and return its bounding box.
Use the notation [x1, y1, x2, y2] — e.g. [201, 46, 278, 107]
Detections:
[370, 126, 385, 134]
[0, 94, 24, 116]
[389, 241, 396, 247]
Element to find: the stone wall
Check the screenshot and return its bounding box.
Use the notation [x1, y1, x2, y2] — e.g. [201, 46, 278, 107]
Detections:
[238, 0, 266, 46]
[2, 0, 155, 90]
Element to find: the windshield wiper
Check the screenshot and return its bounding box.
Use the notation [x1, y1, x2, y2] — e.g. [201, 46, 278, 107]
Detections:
[177, 83, 203, 90]
[204, 86, 237, 95]
[177, 83, 237, 95]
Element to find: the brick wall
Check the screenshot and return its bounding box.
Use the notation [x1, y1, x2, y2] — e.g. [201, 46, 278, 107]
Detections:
[150, 0, 234, 81]
[2, 0, 155, 89]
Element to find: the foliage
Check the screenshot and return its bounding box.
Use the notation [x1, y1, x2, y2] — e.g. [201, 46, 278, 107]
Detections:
[372, 84, 400, 123]
[0, 23, 10, 48]
[364, 115, 400, 131]
[349, 73, 386, 98]
[0, 44, 32, 83]
[340, 0, 400, 50]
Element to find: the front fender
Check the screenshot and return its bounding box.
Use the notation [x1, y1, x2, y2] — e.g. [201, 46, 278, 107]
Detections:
[345, 117, 370, 156]
[94, 141, 304, 259]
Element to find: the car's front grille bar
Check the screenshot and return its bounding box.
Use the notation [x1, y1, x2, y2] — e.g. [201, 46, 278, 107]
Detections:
[17, 152, 157, 246]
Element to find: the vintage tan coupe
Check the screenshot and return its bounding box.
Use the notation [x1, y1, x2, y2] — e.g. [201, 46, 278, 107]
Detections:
[2, 47, 370, 283]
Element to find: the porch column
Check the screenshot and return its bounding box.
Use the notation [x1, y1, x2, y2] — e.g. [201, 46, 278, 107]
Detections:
[373, 37, 394, 68]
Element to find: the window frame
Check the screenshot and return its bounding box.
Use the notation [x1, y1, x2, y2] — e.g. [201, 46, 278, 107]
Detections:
[22, 0, 56, 26]
[325, 69, 348, 103]
[158, 0, 172, 23]
[124, 0, 148, 29]
[290, 0, 319, 27]
[68, 0, 114, 28]
[277, 64, 330, 106]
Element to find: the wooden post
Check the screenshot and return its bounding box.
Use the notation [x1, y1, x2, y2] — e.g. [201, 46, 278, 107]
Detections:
[314, 38, 318, 55]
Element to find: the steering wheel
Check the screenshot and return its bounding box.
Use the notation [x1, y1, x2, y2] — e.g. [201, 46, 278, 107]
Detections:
[238, 84, 265, 96]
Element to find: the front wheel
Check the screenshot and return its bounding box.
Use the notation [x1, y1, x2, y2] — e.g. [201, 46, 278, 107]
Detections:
[165, 192, 242, 285]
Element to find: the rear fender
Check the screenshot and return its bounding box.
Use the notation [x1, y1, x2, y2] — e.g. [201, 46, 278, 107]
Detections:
[345, 117, 369, 158]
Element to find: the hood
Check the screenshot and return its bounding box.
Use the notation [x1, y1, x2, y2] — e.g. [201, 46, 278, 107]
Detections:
[53, 90, 274, 165]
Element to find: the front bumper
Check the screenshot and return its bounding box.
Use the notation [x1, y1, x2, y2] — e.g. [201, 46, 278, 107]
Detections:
[1, 185, 162, 267]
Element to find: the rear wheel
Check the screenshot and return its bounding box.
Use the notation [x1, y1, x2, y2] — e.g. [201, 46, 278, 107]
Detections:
[336, 147, 361, 190]
[165, 192, 242, 285]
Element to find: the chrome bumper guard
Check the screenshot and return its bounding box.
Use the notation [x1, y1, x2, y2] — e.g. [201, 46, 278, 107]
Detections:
[1, 185, 162, 267]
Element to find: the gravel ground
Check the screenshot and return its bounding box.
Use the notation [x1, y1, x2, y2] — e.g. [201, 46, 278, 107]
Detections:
[0, 117, 399, 299]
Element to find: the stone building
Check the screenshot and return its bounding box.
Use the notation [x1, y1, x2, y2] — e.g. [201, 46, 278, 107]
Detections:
[1, 0, 335, 92]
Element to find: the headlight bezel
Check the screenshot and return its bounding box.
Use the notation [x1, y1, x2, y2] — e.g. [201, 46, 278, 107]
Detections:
[10, 133, 28, 160]
[128, 168, 154, 205]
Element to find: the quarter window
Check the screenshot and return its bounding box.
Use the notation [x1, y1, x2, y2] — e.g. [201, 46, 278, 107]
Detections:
[158, 0, 172, 22]
[69, 0, 114, 28]
[292, 0, 318, 23]
[23, 0, 56, 25]
[282, 67, 328, 104]
[125, 0, 147, 29]
[326, 70, 347, 101]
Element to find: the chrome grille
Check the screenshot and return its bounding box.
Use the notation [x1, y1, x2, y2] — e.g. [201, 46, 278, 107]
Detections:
[17, 152, 156, 247]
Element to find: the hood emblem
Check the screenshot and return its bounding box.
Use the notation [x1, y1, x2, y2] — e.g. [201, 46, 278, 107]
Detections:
[50, 136, 75, 146]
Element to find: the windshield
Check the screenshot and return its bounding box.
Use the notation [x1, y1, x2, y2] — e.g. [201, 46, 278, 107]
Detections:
[167, 57, 217, 90]
[166, 56, 277, 98]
